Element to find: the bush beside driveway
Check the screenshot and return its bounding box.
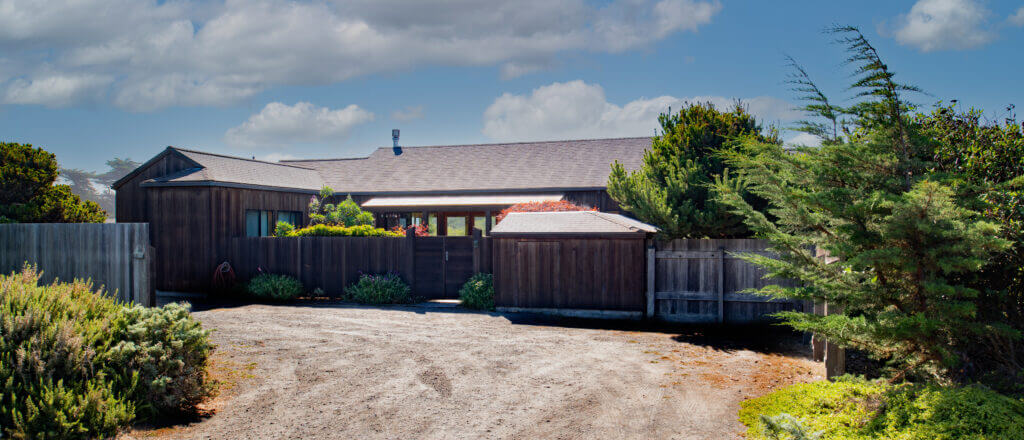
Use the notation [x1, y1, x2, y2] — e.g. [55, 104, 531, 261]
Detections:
[122, 304, 822, 440]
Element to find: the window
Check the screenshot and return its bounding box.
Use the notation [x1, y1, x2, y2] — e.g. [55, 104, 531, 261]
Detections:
[447, 216, 467, 236]
[277, 211, 301, 228]
[245, 210, 273, 237]
[473, 215, 487, 236]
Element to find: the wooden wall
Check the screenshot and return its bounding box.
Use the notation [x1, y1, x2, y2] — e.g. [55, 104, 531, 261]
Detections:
[115, 151, 197, 223]
[492, 237, 646, 312]
[0, 223, 153, 305]
[652, 239, 803, 323]
[563, 190, 622, 212]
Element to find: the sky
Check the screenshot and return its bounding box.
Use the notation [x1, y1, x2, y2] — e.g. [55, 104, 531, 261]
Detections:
[1, 0, 1023, 171]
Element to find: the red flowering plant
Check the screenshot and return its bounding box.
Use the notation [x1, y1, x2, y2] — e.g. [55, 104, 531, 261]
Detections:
[495, 200, 596, 223]
[390, 223, 430, 237]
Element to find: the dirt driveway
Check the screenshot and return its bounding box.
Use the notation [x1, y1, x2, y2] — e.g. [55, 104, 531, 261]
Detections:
[125, 303, 822, 440]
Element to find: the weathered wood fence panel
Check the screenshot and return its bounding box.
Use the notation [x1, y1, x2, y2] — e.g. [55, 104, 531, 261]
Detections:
[226, 234, 491, 299]
[492, 237, 646, 317]
[651, 239, 802, 323]
[227, 237, 411, 297]
[0, 223, 153, 305]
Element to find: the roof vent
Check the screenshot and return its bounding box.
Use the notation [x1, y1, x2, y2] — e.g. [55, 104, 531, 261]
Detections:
[392, 129, 402, 155]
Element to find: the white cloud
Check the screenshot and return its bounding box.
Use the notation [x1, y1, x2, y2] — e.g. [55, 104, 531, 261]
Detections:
[1010, 7, 1024, 26]
[391, 105, 424, 122]
[0, 0, 721, 110]
[256, 152, 298, 162]
[224, 102, 374, 149]
[785, 132, 822, 148]
[482, 80, 797, 141]
[3, 73, 111, 107]
[892, 0, 994, 51]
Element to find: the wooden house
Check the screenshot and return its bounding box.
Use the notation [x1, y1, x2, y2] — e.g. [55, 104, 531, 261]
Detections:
[113, 137, 651, 292]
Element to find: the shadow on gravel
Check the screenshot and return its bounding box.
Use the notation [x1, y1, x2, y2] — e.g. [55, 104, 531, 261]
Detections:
[175, 296, 810, 358]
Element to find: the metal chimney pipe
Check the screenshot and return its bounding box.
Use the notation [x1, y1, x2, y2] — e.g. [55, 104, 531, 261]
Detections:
[392, 129, 402, 155]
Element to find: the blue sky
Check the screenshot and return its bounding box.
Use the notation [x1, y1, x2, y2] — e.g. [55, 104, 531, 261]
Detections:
[1, 0, 1022, 171]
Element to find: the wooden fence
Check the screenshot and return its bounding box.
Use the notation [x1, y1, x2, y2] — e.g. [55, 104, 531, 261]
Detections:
[0, 223, 153, 305]
[648, 239, 803, 323]
[492, 237, 647, 318]
[225, 231, 491, 298]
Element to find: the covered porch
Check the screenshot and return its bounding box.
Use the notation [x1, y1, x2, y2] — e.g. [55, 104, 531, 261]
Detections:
[361, 193, 563, 236]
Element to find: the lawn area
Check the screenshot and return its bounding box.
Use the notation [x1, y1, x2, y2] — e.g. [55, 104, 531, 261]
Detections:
[120, 303, 822, 440]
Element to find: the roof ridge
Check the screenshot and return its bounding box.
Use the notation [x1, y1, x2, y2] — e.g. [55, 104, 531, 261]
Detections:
[170, 147, 318, 170]
[279, 137, 652, 162]
[589, 211, 642, 231]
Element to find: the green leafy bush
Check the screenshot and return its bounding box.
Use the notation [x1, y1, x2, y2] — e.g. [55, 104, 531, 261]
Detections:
[285, 224, 403, 237]
[247, 273, 304, 301]
[106, 303, 215, 418]
[739, 378, 1024, 440]
[344, 273, 411, 304]
[458, 273, 494, 310]
[307, 186, 375, 227]
[0, 265, 215, 439]
[274, 220, 294, 237]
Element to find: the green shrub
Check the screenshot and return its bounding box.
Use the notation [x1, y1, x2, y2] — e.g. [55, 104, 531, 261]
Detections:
[274, 220, 294, 237]
[285, 224, 403, 237]
[106, 303, 215, 418]
[458, 273, 494, 310]
[739, 378, 1024, 440]
[0, 265, 215, 439]
[247, 273, 304, 301]
[344, 273, 411, 304]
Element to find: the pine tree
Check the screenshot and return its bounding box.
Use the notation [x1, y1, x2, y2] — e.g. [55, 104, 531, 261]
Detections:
[714, 26, 1015, 382]
[607, 102, 780, 238]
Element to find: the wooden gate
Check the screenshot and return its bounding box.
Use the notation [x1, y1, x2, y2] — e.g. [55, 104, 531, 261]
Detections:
[413, 236, 477, 298]
[649, 239, 803, 323]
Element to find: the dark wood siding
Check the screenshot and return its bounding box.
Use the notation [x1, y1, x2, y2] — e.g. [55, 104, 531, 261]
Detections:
[115, 151, 197, 223]
[563, 190, 622, 212]
[493, 237, 645, 311]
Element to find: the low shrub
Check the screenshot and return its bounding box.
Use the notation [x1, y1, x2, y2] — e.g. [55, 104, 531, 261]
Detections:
[247, 273, 304, 301]
[458, 273, 494, 310]
[739, 377, 1024, 440]
[285, 224, 403, 237]
[106, 303, 215, 418]
[274, 220, 294, 237]
[0, 265, 215, 439]
[344, 273, 411, 304]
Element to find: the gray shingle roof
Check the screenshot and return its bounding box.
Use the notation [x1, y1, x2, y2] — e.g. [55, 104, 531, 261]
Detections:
[491, 211, 658, 236]
[135, 137, 650, 194]
[284, 137, 651, 194]
[145, 148, 325, 191]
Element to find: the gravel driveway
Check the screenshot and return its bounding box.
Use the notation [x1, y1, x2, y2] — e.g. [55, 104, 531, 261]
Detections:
[124, 303, 821, 440]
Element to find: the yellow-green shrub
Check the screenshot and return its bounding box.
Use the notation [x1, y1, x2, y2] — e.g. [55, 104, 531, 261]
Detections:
[739, 378, 1024, 440]
[285, 224, 402, 237]
[0, 265, 214, 439]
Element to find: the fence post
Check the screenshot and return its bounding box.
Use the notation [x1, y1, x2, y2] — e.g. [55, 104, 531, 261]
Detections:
[824, 302, 846, 379]
[717, 247, 725, 323]
[811, 301, 826, 361]
[472, 229, 482, 274]
[646, 242, 655, 318]
[405, 227, 416, 288]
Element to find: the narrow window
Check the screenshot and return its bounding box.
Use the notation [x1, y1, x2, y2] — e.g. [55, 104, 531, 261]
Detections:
[277, 211, 301, 228]
[246, 209, 274, 237]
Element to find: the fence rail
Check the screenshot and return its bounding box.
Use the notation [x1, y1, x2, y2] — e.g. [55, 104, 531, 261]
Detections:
[0, 223, 153, 305]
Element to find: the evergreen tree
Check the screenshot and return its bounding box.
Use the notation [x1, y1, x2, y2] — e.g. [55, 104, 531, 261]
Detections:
[714, 27, 1015, 383]
[607, 102, 780, 238]
[1, 142, 105, 223]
